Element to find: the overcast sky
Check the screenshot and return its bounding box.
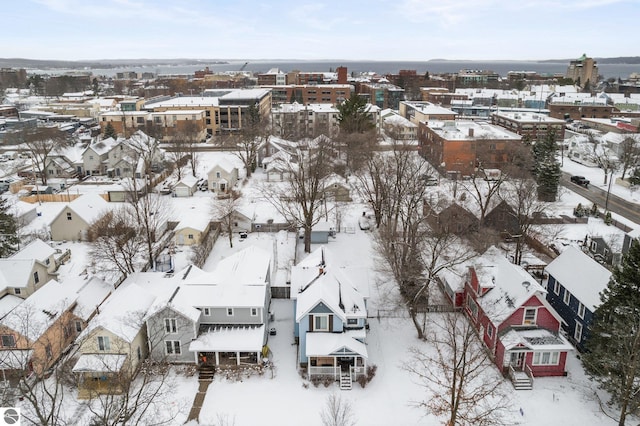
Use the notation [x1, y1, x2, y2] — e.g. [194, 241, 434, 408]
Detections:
[3, 0, 638, 61]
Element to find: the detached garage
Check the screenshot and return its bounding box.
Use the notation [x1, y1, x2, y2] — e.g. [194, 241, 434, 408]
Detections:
[173, 176, 198, 197]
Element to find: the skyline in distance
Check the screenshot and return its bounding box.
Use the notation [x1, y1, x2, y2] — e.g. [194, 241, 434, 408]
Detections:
[4, 0, 639, 62]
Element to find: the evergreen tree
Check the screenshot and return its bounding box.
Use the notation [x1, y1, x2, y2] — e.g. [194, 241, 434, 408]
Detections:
[532, 130, 561, 201]
[337, 93, 374, 134]
[0, 197, 19, 257]
[103, 122, 117, 140]
[583, 240, 640, 425]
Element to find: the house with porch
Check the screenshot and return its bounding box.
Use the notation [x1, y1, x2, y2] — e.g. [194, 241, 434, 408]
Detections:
[291, 246, 369, 388]
[463, 246, 572, 389]
[544, 246, 612, 352]
[207, 158, 239, 193]
[72, 283, 156, 399]
[145, 246, 273, 371]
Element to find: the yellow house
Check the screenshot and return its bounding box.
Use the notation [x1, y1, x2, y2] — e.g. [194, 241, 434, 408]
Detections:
[174, 216, 211, 246]
[72, 284, 155, 399]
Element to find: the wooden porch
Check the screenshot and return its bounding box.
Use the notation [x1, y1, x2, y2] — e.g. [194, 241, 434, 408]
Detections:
[508, 364, 533, 390]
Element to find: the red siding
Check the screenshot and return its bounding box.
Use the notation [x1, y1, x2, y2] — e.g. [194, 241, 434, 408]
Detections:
[526, 352, 568, 377]
[503, 295, 561, 332]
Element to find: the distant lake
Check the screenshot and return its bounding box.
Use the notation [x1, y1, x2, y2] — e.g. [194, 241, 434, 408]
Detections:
[27, 60, 640, 80]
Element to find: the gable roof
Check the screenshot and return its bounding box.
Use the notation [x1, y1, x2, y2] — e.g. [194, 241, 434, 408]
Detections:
[10, 239, 56, 264]
[0, 259, 43, 289]
[208, 158, 237, 174]
[472, 246, 548, 325]
[80, 283, 155, 343]
[1, 279, 84, 341]
[293, 246, 367, 322]
[545, 246, 612, 311]
[51, 193, 109, 226]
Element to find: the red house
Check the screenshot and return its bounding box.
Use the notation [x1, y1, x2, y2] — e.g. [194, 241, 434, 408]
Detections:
[463, 247, 572, 389]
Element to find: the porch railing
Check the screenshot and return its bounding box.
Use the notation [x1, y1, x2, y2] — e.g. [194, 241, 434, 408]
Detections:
[350, 366, 366, 380]
[525, 363, 533, 379]
[308, 366, 340, 380]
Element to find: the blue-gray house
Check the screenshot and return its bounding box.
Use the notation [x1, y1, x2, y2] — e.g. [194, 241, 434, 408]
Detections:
[290, 246, 369, 386]
[544, 246, 611, 352]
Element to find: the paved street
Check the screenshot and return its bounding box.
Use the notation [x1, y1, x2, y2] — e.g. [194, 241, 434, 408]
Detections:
[560, 172, 640, 225]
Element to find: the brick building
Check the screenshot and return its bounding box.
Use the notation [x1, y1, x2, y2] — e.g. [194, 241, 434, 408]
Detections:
[491, 111, 565, 141]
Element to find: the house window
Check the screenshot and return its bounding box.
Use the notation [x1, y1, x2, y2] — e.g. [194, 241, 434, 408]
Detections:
[137, 346, 142, 360]
[590, 241, 597, 252]
[216, 172, 221, 178]
[533, 351, 560, 365]
[523, 308, 537, 325]
[165, 318, 177, 333]
[314, 315, 329, 331]
[347, 318, 358, 325]
[165, 340, 181, 355]
[75, 320, 82, 332]
[67, 212, 72, 221]
[203, 308, 210, 316]
[487, 323, 494, 338]
[45, 344, 53, 359]
[33, 271, 40, 284]
[577, 302, 585, 319]
[13, 288, 21, 295]
[575, 322, 583, 342]
[563, 289, 571, 305]
[466, 294, 478, 319]
[227, 308, 234, 316]
[251, 308, 258, 316]
[553, 280, 560, 295]
[188, 234, 194, 240]
[1, 335, 16, 348]
[97, 336, 110, 351]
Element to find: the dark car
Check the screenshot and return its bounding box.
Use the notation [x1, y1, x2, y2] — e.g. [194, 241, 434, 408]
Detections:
[570, 175, 590, 187]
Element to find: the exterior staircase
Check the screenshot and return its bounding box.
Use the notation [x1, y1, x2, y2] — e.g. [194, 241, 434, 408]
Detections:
[510, 368, 533, 390]
[198, 364, 215, 381]
[340, 373, 352, 390]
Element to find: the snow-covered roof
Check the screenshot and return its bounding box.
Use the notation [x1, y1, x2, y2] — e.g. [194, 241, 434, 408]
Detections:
[175, 215, 210, 233]
[10, 238, 56, 263]
[544, 246, 611, 312]
[176, 175, 198, 188]
[1, 279, 85, 341]
[145, 96, 219, 108]
[73, 276, 113, 321]
[0, 295, 24, 320]
[293, 246, 367, 322]
[189, 325, 265, 352]
[0, 259, 40, 289]
[208, 157, 237, 174]
[472, 246, 547, 325]
[501, 328, 573, 352]
[306, 331, 368, 359]
[81, 283, 155, 343]
[0, 349, 33, 369]
[72, 353, 127, 373]
[52, 193, 109, 225]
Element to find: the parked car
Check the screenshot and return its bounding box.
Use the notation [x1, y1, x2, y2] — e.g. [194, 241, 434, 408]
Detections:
[570, 175, 590, 187]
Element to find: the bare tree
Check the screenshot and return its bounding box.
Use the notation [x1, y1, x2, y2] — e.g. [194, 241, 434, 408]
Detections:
[353, 152, 385, 228]
[219, 104, 269, 178]
[88, 207, 147, 276]
[262, 141, 335, 253]
[212, 191, 241, 248]
[500, 178, 552, 266]
[125, 190, 172, 269]
[404, 312, 512, 426]
[588, 135, 619, 185]
[618, 136, 640, 180]
[320, 393, 356, 426]
[9, 127, 68, 185]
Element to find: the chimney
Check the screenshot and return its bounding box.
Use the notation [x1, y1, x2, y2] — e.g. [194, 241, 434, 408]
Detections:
[337, 67, 347, 84]
[468, 127, 474, 137]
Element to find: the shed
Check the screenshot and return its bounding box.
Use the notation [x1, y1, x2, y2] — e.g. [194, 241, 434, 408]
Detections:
[310, 220, 334, 244]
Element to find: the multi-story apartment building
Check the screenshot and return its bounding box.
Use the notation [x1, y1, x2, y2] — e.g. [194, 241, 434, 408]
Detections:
[357, 83, 405, 109]
[398, 101, 457, 126]
[98, 110, 207, 141]
[548, 96, 615, 121]
[420, 88, 469, 106]
[271, 103, 340, 140]
[257, 68, 287, 86]
[418, 120, 522, 177]
[491, 111, 565, 141]
[261, 84, 351, 105]
[455, 69, 500, 88]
